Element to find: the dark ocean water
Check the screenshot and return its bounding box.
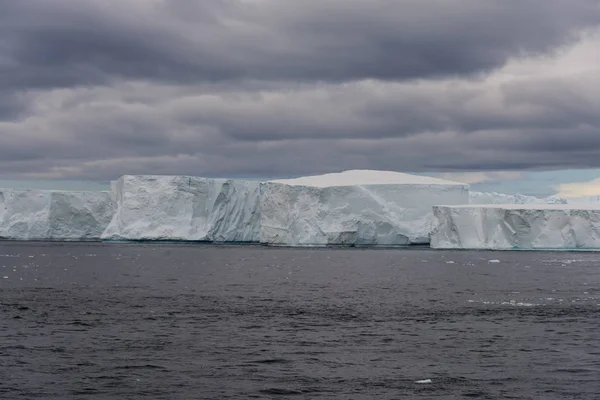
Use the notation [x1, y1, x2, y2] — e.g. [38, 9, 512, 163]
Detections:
[1, 242, 599, 399]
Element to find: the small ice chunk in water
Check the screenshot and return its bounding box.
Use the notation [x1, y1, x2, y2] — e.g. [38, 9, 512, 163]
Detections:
[2, 276, 8, 279]
[445, 261, 455, 264]
[488, 259, 500, 263]
[415, 379, 432, 384]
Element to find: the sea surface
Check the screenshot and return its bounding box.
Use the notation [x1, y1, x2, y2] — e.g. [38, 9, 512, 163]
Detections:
[1, 242, 599, 399]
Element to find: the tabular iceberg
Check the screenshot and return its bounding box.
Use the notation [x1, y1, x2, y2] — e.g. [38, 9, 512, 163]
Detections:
[9, 170, 596, 250]
[101, 175, 261, 242]
[0, 189, 115, 240]
[430, 204, 600, 250]
[260, 170, 469, 246]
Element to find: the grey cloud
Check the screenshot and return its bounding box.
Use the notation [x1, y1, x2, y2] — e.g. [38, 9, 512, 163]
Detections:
[0, 0, 598, 91]
[168, 71, 600, 143]
[0, 0, 599, 180]
[0, 93, 27, 121]
[1, 62, 599, 181]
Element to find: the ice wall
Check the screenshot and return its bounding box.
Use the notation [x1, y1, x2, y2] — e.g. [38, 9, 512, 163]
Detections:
[260, 170, 470, 246]
[0, 189, 115, 240]
[431, 204, 600, 250]
[101, 175, 261, 242]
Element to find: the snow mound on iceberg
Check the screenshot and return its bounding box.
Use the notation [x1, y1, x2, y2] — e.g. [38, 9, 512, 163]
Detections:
[431, 204, 600, 250]
[0, 189, 115, 240]
[272, 169, 465, 187]
[469, 191, 566, 204]
[260, 170, 469, 246]
[102, 175, 260, 242]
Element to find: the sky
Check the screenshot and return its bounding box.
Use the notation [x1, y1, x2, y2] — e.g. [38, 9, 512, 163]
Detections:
[1, 0, 600, 197]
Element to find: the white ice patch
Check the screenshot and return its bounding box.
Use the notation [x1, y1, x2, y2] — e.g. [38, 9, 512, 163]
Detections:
[468, 299, 541, 307]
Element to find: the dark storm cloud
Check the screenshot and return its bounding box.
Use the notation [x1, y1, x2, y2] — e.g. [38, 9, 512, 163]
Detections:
[0, 0, 598, 91]
[0, 0, 599, 180]
[1, 61, 600, 181]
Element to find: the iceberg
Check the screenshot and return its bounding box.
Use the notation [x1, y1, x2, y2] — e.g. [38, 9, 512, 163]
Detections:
[101, 175, 260, 242]
[0, 189, 114, 240]
[430, 204, 600, 250]
[259, 170, 469, 246]
[469, 191, 566, 204]
[8, 170, 595, 251]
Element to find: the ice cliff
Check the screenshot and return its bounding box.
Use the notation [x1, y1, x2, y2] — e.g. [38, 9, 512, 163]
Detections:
[260, 170, 469, 246]
[101, 175, 260, 242]
[0, 189, 114, 240]
[430, 204, 600, 250]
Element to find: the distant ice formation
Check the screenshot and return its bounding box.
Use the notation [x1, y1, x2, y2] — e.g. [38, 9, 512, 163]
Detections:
[0, 189, 114, 240]
[469, 191, 566, 205]
[431, 204, 600, 250]
[101, 175, 260, 242]
[565, 195, 600, 204]
[260, 170, 469, 246]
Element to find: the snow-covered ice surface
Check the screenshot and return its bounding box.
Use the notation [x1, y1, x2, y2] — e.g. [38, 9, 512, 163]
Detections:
[0, 189, 115, 240]
[261, 170, 469, 246]
[101, 175, 261, 242]
[469, 191, 566, 205]
[431, 204, 600, 250]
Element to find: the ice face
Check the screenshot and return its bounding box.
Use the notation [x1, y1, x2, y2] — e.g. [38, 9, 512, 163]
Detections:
[431, 204, 600, 250]
[47, 191, 116, 239]
[260, 171, 470, 246]
[0, 189, 115, 240]
[101, 175, 261, 242]
[0, 176, 261, 242]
